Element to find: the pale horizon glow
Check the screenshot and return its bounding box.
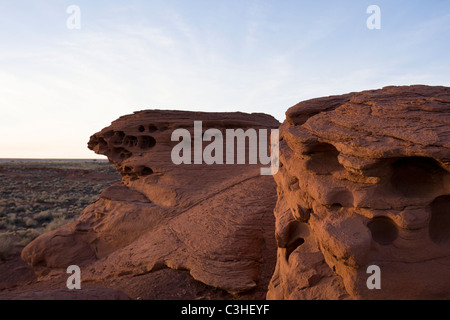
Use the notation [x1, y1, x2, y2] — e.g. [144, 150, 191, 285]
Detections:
[0, 0, 449, 158]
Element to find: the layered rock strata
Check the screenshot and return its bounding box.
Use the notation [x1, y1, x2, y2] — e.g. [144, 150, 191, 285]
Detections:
[267, 85, 450, 299]
[22, 110, 280, 296]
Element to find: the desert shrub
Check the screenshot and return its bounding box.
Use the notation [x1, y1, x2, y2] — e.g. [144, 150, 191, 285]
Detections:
[6, 213, 17, 224]
[24, 217, 38, 227]
[43, 217, 73, 233]
[15, 204, 31, 213]
[33, 210, 52, 221]
[0, 233, 14, 260]
[6, 213, 16, 220]
[15, 229, 41, 247]
[51, 209, 66, 218]
[0, 160, 120, 252]
[3, 222, 16, 232]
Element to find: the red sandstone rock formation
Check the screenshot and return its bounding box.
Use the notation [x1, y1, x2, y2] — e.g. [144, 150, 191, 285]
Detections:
[18, 85, 450, 300]
[21, 110, 280, 298]
[267, 85, 450, 300]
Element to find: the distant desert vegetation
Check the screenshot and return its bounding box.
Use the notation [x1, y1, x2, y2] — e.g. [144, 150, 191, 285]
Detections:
[0, 160, 121, 260]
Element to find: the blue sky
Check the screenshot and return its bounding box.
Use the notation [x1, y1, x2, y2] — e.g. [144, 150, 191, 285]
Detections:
[0, 0, 449, 158]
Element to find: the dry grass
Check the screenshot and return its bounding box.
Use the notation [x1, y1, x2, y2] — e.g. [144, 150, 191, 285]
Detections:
[0, 159, 121, 260]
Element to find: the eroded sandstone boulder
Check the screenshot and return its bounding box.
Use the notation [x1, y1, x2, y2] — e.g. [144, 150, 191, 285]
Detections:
[267, 85, 450, 300]
[22, 110, 280, 297]
[20, 86, 449, 300]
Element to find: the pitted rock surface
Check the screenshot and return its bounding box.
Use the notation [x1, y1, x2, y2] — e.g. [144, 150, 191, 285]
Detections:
[267, 85, 450, 300]
[22, 110, 280, 297]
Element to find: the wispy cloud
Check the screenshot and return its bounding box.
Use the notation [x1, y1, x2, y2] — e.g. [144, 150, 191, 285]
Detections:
[0, 1, 449, 157]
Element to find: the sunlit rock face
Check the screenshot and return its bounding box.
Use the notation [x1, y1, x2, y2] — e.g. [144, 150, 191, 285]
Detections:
[22, 110, 280, 296]
[267, 85, 450, 300]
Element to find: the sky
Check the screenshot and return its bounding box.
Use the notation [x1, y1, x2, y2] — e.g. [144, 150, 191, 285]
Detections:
[0, 0, 449, 158]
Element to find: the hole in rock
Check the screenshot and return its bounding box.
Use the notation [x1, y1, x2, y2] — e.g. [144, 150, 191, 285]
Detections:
[98, 138, 107, 147]
[138, 136, 156, 150]
[284, 221, 308, 260]
[325, 189, 354, 209]
[329, 203, 343, 211]
[285, 238, 305, 261]
[367, 216, 398, 245]
[148, 125, 158, 133]
[304, 143, 343, 173]
[124, 136, 138, 148]
[138, 125, 145, 132]
[390, 157, 446, 198]
[90, 137, 108, 153]
[123, 166, 132, 174]
[141, 167, 154, 176]
[111, 147, 132, 161]
[103, 131, 114, 139]
[429, 195, 450, 244]
[110, 131, 125, 146]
